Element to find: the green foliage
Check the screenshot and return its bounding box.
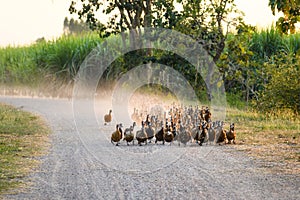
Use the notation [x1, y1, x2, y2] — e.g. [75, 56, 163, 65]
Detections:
[69, 0, 245, 103]
[219, 23, 261, 105]
[257, 52, 300, 116]
[175, 0, 243, 62]
[0, 33, 102, 85]
[0, 46, 41, 86]
[269, 0, 300, 34]
[250, 27, 287, 60]
[226, 92, 246, 110]
[219, 25, 299, 114]
[35, 33, 101, 81]
[155, 51, 208, 102]
[69, 0, 179, 36]
[1, 22, 299, 116]
[284, 33, 300, 54]
[173, 0, 244, 101]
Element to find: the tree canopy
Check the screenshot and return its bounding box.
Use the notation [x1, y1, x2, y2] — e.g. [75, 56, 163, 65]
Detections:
[269, 0, 300, 34]
[69, 0, 243, 83]
[68, 0, 300, 115]
[69, 0, 179, 36]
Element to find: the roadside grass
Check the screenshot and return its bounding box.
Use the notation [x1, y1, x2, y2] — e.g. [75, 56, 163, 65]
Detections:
[0, 103, 50, 194]
[226, 106, 300, 174]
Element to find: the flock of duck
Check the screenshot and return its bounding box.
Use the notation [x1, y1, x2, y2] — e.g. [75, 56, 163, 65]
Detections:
[105, 104, 236, 146]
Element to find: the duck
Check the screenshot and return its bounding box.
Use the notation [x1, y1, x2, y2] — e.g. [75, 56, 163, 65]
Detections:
[191, 123, 201, 144]
[123, 122, 136, 145]
[136, 121, 148, 146]
[208, 122, 216, 144]
[104, 109, 112, 125]
[145, 122, 155, 143]
[164, 124, 174, 144]
[155, 121, 165, 145]
[111, 124, 123, 146]
[216, 121, 227, 145]
[226, 123, 236, 144]
[177, 122, 191, 146]
[199, 121, 208, 146]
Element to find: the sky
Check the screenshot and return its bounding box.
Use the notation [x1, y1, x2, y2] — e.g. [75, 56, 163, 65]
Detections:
[0, 0, 282, 47]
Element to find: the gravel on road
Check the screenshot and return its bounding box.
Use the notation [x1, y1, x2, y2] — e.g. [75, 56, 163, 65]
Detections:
[1, 96, 299, 200]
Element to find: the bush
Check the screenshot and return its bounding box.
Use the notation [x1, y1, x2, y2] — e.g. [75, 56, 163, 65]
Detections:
[257, 52, 299, 116]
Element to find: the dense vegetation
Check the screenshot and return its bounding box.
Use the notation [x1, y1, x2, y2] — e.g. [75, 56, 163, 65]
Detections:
[1, 0, 299, 116]
[0, 28, 299, 116]
[221, 27, 300, 116]
[0, 29, 300, 114]
[0, 33, 101, 92]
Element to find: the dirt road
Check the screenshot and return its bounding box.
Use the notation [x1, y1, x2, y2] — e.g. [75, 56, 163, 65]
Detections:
[1, 96, 299, 199]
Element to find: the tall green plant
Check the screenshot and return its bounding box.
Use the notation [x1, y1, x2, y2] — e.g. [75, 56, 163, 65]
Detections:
[0, 33, 102, 86]
[34, 33, 101, 82]
[250, 27, 286, 60]
[0, 46, 41, 86]
[257, 52, 300, 116]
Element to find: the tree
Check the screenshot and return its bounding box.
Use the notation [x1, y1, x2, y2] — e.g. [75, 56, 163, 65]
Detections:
[69, 0, 242, 59]
[269, 0, 300, 34]
[69, 0, 244, 101]
[219, 23, 259, 105]
[174, 0, 244, 100]
[257, 52, 300, 116]
[63, 17, 91, 35]
[69, 1, 178, 37]
[69, 0, 180, 81]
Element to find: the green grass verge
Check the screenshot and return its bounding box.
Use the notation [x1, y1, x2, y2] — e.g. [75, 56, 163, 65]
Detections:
[0, 103, 51, 194]
[226, 106, 300, 174]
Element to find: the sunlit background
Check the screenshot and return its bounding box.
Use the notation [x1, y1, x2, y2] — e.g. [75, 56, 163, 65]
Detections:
[0, 0, 281, 47]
